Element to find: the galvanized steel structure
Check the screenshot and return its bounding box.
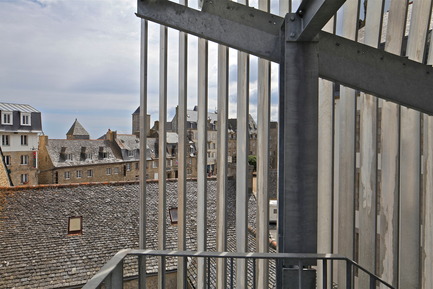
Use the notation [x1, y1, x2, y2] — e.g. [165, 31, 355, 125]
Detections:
[135, 0, 433, 288]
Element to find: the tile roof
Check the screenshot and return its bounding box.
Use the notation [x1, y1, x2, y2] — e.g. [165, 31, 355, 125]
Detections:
[45, 139, 123, 167]
[66, 119, 90, 138]
[0, 179, 268, 288]
[0, 102, 40, 113]
[115, 134, 140, 151]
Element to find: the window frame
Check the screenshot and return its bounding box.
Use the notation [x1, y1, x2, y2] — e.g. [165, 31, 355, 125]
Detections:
[68, 216, 83, 235]
[20, 174, 28, 184]
[4, 155, 11, 166]
[2, 135, 10, 146]
[21, 135, 28, 146]
[64, 171, 71, 180]
[1, 111, 12, 125]
[20, 155, 29, 165]
[76, 170, 82, 178]
[87, 169, 93, 177]
[20, 112, 31, 126]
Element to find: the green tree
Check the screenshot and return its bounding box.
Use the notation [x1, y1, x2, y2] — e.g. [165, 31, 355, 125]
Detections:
[248, 155, 257, 171]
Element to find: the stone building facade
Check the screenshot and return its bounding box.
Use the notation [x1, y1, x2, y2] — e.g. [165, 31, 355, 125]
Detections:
[0, 102, 42, 186]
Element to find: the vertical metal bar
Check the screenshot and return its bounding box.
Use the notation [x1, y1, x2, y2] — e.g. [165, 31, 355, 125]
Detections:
[322, 260, 328, 289]
[337, 1, 358, 287]
[236, 48, 249, 288]
[235, 4, 249, 289]
[378, 1, 407, 288]
[257, 0, 271, 287]
[177, 5, 188, 287]
[370, 275, 376, 289]
[158, 24, 168, 289]
[399, 1, 431, 288]
[423, 34, 433, 289]
[138, 18, 148, 289]
[253, 258, 257, 289]
[216, 43, 229, 289]
[298, 260, 303, 289]
[358, 1, 383, 288]
[317, 17, 334, 289]
[207, 257, 211, 289]
[346, 261, 352, 289]
[111, 260, 124, 289]
[230, 257, 234, 289]
[197, 37, 208, 289]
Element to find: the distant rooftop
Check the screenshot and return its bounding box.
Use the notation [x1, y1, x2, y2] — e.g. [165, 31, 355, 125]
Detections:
[0, 102, 40, 113]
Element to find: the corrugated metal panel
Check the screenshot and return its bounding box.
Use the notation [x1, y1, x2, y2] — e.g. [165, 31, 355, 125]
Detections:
[0, 102, 39, 113]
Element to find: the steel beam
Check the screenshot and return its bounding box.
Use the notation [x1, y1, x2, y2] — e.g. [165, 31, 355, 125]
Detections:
[136, 0, 283, 62]
[318, 31, 433, 115]
[295, 0, 346, 41]
[278, 12, 319, 266]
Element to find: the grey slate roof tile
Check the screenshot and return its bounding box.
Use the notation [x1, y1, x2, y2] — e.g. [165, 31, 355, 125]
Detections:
[0, 179, 271, 288]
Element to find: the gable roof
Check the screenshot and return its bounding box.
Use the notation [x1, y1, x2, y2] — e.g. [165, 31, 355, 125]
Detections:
[0, 179, 265, 288]
[66, 119, 90, 138]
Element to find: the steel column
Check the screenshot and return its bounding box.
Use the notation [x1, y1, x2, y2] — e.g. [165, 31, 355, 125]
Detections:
[278, 13, 318, 288]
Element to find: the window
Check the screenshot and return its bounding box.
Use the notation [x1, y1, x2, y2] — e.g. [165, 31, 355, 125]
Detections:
[20, 155, 29, 165]
[106, 168, 112, 175]
[135, 162, 139, 170]
[126, 163, 131, 171]
[20, 174, 28, 184]
[114, 167, 119, 174]
[169, 207, 178, 224]
[128, 150, 134, 157]
[87, 170, 93, 177]
[4, 155, 11, 166]
[66, 154, 73, 161]
[2, 135, 10, 146]
[152, 161, 158, 168]
[68, 216, 83, 235]
[20, 113, 31, 126]
[1, 111, 12, 125]
[21, 135, 28, 146]
[64, 171, 71, 179]
[76, 170, 82, 178]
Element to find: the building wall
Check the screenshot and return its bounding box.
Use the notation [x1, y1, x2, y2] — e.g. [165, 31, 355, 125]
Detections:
[39, 161, 140, 185]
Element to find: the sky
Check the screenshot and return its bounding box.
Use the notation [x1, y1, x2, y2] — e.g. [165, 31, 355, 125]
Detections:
[0, 0, 294, 140]
[3, 0, 388, 139]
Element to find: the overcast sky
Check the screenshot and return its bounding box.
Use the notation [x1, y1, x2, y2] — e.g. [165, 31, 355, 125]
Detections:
[0, 0, 306, 139]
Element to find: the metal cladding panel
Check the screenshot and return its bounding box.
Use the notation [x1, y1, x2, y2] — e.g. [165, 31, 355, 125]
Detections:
[0, 103, 39, 113]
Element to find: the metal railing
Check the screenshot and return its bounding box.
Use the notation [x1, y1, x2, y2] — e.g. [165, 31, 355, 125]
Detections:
[83, 249, 395, 289]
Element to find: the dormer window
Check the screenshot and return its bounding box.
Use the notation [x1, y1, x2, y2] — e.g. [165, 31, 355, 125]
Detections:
[20, 112, 31, 126]
[1, 111, 12, 125]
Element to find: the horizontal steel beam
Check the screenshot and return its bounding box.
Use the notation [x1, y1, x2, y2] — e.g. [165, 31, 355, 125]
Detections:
[318, 31, 433, 115]
[295, 0, 345, 41]
[136, 0, 283, 62]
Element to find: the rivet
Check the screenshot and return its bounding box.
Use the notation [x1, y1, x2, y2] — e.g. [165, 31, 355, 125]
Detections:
[290, 32, 296, 38]
[290, 15, 295, 21]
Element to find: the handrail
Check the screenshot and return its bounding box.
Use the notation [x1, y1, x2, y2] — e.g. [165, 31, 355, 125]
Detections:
[83, 249, 395, 289]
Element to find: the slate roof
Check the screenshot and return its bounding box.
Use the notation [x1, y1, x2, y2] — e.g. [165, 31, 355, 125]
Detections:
[186, 110, 218, 124]
[0, 102, 39, 113]
[44, 139, 123, 167]
[66, 119, 90, 138]
[115, 134, 140, 151]
[0, 179, 270, 288]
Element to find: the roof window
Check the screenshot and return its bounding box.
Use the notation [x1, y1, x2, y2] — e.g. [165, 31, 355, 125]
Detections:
[68, 216, 83, 235]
